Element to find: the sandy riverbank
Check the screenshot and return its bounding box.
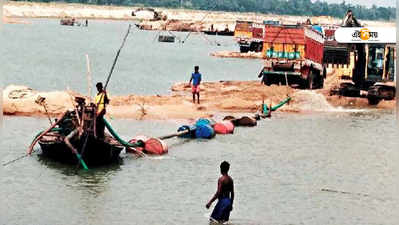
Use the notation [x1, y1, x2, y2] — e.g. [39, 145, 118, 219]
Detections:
[2, 81, 293, 119]
[3, 70, 395, 120]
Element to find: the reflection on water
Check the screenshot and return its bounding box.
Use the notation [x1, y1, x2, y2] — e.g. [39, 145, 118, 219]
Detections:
[37, 155, 122, 198]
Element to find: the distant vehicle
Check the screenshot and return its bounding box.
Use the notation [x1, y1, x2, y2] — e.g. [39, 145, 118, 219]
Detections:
[234, 21, 264, 53]
[131, 7, 165, 21]
[259, 24, 326, 89]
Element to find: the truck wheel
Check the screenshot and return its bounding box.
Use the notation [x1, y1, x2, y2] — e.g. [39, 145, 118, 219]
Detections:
[367, 96, 380, 105]
[265, 76, 271, 86]
[307, 71, 314, 89]
[240, 46, 249, 53]
[300, 79, 308, 89]
[249, 42, 256, 52]
[319, 77, 324, 89]
[315, 71, 323, 89]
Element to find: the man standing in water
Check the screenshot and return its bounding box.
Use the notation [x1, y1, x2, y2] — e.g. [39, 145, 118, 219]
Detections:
[206, 161, 234, 223]
[189, 66, 202, 104]
[95, 82, 109, 139]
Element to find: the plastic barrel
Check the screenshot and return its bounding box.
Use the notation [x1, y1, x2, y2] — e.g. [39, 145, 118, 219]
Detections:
[214, 120, 234, 134]
[177, 125, 196, 138]
[195, 124, 215, 139]
[223, 121, 234, 133]
[127, 135, 149, 153]
[144, 138, 168, 155]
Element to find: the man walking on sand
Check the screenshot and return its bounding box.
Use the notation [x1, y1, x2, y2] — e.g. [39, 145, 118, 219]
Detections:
[189, 66, 202, 104]
[206, 161, 234, 224]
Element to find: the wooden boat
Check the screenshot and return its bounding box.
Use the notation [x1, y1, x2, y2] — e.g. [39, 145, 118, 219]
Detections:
[39, 131, 123, 166]
[32, 97, 124, 167]
[158, 35, 175, 43]
[60, 18, 75, 26]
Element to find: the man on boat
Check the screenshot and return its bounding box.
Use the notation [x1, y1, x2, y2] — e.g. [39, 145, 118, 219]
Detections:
[95, 82, 109, 139]
[206, 161, 234, 223]
[189, 66, 202, 104]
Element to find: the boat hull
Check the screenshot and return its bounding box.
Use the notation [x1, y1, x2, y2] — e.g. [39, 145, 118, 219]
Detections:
[38, 134, 123, 166]
[204, 31, 234, 36]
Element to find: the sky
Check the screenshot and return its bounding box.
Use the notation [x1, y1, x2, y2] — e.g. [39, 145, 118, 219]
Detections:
[313, 0, 396, 8]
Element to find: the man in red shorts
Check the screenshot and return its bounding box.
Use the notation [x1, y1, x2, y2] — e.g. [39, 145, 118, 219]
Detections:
[189, 66, 202, 104]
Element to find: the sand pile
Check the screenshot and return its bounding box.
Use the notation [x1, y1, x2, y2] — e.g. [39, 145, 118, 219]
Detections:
[3, 85, 75, 116]
[210, 51, 263, 59]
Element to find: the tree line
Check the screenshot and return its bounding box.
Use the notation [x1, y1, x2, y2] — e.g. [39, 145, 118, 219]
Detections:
[14, 0, 396, 21]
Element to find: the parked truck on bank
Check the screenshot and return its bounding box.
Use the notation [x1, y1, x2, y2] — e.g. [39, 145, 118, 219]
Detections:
[234, 21, 265, 53]
[258, 24, 326, 89]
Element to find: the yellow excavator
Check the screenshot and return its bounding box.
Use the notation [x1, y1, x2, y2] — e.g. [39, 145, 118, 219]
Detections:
[328, 10, 396, 105]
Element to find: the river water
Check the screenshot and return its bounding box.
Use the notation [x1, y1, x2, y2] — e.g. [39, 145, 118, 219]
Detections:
[1, 19, 399, 225]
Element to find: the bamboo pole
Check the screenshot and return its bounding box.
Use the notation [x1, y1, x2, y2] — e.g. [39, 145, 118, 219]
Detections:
[157, 129, 190, 140]
[86, 54, 92, 104]
[64, 129, 89, 170]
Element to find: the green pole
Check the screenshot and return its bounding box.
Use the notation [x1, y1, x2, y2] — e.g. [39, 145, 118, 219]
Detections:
[76, 153, 89, 170]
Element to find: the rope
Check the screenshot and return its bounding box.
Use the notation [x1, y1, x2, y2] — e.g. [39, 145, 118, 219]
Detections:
[3, 127, 63, 167]
[2, 151, 33, 167]
[104, 24, 132, 90]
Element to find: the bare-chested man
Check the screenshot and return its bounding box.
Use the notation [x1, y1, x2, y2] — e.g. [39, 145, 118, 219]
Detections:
[206, 161, 234, 223]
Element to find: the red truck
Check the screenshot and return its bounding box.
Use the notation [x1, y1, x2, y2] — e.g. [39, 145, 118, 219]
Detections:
[259, 24, 326, 89]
